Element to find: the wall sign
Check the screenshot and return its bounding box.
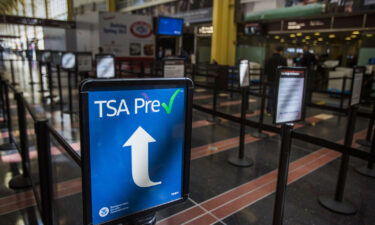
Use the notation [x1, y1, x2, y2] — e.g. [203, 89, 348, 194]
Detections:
[274, 67, 307, 124]
[61, 52, 76, 70]
[350, 66, 365, 106]
[95, 54, 115, 78]
[79, 78, 193, 225]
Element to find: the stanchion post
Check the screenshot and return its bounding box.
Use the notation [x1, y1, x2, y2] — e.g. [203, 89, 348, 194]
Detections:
[9, 92, 32, 189]
[56, 65, 64, 118]
[318, 106, 357, 214]
[355, 125, 375, 178]
[28, 59, 35, 85]
[35, 119, 54, 225]
[356, 103, 375, 147]
[207, 79, 220, 123]
[4, 82, 14, 143]
[47, 62, 54, 106]
[228, 87, 253, 167]
[67, 70, 74, 114]
[339, 76, 347, 110]
[39, 62, 46, 100]
[272, 123, 294, 225]
[10, 59, 18, 86]
[251, 81, 269, 138]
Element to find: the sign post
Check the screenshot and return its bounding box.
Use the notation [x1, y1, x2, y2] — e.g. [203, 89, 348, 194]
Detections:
[319, 66, 365, 214]
[272, 67, 307, 225]
[79, 78, 193, 225]
[61, 52, 76, 114]
[95, 54, 115, 79]
[228, 59, 253, 167]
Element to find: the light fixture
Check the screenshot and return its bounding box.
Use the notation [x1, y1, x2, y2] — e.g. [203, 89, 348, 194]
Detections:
[302, 39, 306, 42]
[275, 35, 280, 39]
[314, 32, 320, 36]
[352, 31, 360, 35]
[280, 39, 285, 43]
[290, 34, 296, 38]
[305, 36, 311, 40]
[366, 33, 374, 37]
[329, 34, 336, 38]
[297, 32, 302, 36]
[351, 35, 357, 38]
[318, 37, 323, 41]
[345, 37, 351, 41]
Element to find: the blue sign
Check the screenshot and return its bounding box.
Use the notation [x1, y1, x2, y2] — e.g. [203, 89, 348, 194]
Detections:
[80, 79, 192, 225]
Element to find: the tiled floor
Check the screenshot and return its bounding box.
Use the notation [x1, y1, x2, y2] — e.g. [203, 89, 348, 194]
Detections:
[0, 59, 373, 225]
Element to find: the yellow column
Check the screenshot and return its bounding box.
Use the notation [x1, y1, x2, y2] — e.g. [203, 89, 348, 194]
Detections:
[67, 0, 73, 20]
[210, 0, 236, 66]
[44, 0, 49, 18]
[107, 0, 116, 12]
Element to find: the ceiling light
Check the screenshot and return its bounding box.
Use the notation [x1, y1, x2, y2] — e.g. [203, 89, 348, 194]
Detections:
[329, 34, 335, 38]
[366, 33, 374, 37]
[275, 35, 280, 39]
[351, 35, 357, 38]
[280, 39, 285, 43]
[345, 37, 351, 41]
[318, 37, 323, 41]
[305, 36, 311, 40]
[314, 32, 320, 36]
[352, 31, 360, 35]
[302, 39, 306, 42]
[297, 33, 302, 36]
[290, 34, 296, 38]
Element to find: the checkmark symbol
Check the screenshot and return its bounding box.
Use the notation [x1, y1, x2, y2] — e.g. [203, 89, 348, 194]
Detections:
[162, 89, 182, 114]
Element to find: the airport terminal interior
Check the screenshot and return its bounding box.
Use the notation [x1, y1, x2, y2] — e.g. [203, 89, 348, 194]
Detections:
[0, 0, 375, 225]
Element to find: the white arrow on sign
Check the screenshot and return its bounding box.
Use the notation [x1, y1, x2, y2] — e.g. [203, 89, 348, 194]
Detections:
[123, 126, 162, 188]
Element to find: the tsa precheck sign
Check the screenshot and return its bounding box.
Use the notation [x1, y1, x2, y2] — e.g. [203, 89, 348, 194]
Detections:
[87, 87, 187, 225]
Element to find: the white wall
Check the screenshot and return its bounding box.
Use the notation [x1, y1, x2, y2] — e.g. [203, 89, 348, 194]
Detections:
[76, 11, 100, 54]
[43, 27, 67, 51]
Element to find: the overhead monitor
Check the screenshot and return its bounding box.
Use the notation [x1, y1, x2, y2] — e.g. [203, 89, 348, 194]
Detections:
[79, 78, 193, 225]
[157, 17, 183, 36]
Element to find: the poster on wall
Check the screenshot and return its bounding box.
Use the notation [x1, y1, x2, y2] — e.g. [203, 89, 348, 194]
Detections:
[99, 13, 155, 58]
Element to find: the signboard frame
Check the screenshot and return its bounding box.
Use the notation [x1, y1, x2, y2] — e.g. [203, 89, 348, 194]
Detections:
[238, 59, 250, 87]
[273, 66, 307, 125]
[79, 78, 193, 225]
[163, 57, 185, 78]
[77, 52, 93, 72]
[40, 50, 52, 64]
[95, 54, 116, 78]
[349, 66, 365, 106]
[61, 52, 76, 70]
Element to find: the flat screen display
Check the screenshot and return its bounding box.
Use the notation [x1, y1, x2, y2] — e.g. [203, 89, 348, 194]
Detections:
[157, 17, 183, 36]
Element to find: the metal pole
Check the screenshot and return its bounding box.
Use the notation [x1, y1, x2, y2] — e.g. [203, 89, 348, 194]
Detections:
[10, 60, 17, 86]
[4, 82, 14, 143]
[39, 62, 45, 100]
[272, 123, 293, 225]
[228, 88, 253, 167]
[28, 58, 35, 85]
[339, 77, 347, 110]
[356, 103, 375, 147]
[355, 125, 375, 178]
[251, 81, 269, 138]
[9, 92, 32, 189]
[47, 63, 54, 106]
[318, 106, 357, 215]
[56, 65, 64, 118]
[35, 119, 54, 225]
[67, 70, 74, 114]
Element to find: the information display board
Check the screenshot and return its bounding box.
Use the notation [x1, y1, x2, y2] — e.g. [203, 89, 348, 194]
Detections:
[95, 54, 115, 78]
[61, 52, 76, 70]
[78, 53, 93, 72]
[274, 67, 307, 124]
[79, 78, 193, 225]
[350, 66, 365, 106]
[163, 58, 185, 78]
[239, 59, 250, 87]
